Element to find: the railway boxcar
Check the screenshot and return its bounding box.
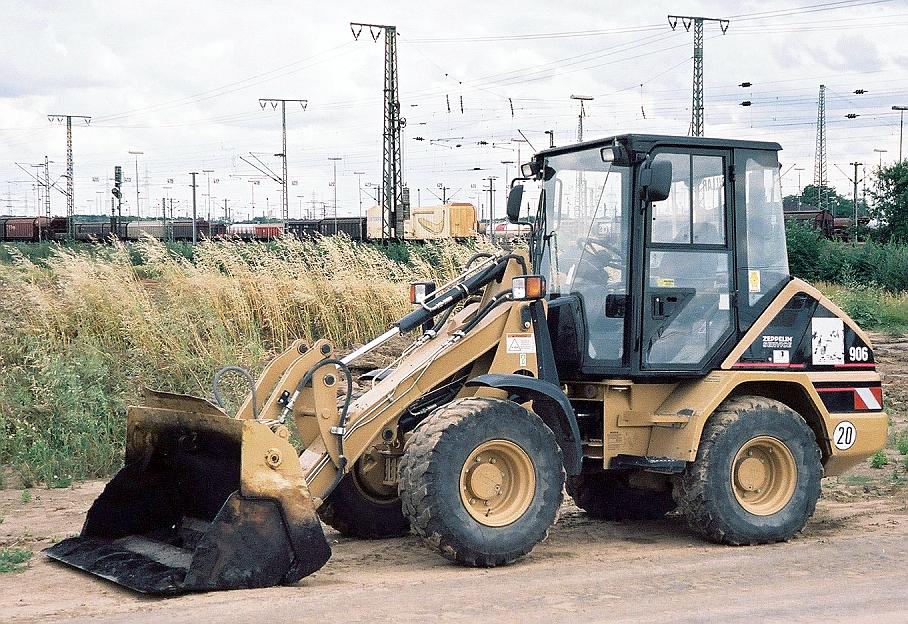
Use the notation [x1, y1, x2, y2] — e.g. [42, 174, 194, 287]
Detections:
[74, 221, 113, 241]
[285, 219, 321, 238]
[367, 203, 478, 240]
[3, 217, 51, 242]
[318, 216, 366, 240]
[227, 222, 284, 240]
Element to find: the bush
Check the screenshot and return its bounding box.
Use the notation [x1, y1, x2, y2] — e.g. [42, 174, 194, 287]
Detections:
[869, 450, 889, 469]
[0, 548, 31, 574]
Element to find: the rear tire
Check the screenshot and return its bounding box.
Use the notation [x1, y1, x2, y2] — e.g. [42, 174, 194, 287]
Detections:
[399, 397, 564, 567]
[318, 459, 410, 539]
[568, 472, 675, 521]
[674, 395, 822, 545]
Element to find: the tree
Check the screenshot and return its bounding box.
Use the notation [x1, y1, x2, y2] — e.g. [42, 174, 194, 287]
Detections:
[869, 161, 908, 242]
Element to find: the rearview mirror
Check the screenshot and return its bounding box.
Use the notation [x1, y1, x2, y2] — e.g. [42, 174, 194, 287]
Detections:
[641, 159, 672, 203]
[506, 184, 524, 223]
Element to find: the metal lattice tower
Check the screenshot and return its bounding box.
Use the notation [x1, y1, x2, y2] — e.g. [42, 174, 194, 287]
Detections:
[352, 22, 407, 241]
[570, 95, 593, 217]
[668, 15, 729, 137]
[814, 84, 828, 211]
[259, 98, 308, 225]
[48, 114, 91, 238]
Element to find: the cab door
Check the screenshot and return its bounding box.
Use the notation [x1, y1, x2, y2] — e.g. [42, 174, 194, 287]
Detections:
[641, 149, 736, 371]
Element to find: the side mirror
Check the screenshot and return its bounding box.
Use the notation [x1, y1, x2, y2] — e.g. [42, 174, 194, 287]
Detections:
[641, 159, 672, 203]
[506, 184, 524, 223]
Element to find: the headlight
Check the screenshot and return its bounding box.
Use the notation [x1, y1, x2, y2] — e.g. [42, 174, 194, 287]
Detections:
[409, 281, 436, 304]
[511, 275, 546, 301]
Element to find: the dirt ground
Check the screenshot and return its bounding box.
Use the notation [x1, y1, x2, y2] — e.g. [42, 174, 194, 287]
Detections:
[1, 333, 907, 623]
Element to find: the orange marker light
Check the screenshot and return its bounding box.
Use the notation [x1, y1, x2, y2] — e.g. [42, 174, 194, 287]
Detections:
[512, 275, 546, 301]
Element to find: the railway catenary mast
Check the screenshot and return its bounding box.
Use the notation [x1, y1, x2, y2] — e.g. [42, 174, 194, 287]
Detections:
[814, 85, 829, 212]
[47, 114, 91, 239]
[667, 15, 729, 137]
[351, 22, 409, 241]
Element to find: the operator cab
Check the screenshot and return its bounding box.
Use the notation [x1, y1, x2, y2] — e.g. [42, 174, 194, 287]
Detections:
[508, 134, 787, 380]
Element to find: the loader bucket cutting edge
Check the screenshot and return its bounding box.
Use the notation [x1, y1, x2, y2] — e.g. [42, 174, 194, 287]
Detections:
[44, 393, 331, 594]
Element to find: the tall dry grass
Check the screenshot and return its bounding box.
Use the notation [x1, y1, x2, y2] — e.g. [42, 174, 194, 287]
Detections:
[0, 235, 486, 487]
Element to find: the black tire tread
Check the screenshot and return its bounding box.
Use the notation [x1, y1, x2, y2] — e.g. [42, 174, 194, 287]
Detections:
[674, 395, 822, 546]
[399, 397, 564, 567]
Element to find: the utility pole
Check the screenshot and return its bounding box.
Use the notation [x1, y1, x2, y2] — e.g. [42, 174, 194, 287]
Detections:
[545, 130, 555, 148]
[190, 172, 198, 244]
[224, 198, 229, 223]
[570, 95, 593, 143]
[893, 106, 907, 162]
[202, 169, 214, 222]
[128, 150, 143, 218]
[814, 85, 828, 212]
[353, 171, 365, 219]
[570, 96, 593, 217]
[351, 22, 407, 241]
[329, 157, 343, 232]
[667, 15, 729, 137]
[794, 167, 805, 209]
[259, 98, 307, 227]
[850, 162, 863, 245]
[47, 113, 91, 238]
[485, 176, 497, 242]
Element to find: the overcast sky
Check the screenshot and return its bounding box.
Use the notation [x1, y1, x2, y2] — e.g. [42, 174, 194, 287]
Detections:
[1, 0, 907, 221]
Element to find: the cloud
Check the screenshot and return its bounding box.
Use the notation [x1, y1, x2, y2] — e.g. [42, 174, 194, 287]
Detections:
[0, 0, 905, 217]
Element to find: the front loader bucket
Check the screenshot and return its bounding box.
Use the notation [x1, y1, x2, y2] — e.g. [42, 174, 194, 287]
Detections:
[45, 391, 331, 594]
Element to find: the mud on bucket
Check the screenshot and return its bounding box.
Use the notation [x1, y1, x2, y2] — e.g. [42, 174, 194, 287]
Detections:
[44, 391, 331, 594]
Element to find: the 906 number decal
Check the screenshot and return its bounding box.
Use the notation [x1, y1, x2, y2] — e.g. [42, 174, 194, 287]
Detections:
[849, 346, 869, 362]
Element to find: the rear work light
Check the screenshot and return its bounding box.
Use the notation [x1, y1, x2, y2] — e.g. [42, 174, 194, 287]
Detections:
[511, 275, 546, 301]
[409, 281, 436, 305]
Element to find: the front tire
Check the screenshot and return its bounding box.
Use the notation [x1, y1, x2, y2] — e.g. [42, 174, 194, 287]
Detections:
[399, 397, 564, 567]
[674, 396, 822, 545]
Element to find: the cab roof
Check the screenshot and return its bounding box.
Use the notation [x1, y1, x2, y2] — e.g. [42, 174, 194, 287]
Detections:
[535, 134, 782, 160]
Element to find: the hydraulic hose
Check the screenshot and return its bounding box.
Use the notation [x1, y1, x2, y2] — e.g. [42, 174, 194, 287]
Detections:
[212, 365, 259, 420]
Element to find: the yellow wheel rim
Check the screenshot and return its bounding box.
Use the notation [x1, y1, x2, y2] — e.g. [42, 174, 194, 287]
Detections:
[731, 436, 797, 516]
[459, 439, 536, 527]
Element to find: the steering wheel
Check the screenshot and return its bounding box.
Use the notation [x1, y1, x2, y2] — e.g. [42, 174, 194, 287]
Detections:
[575, 239, 623, 283]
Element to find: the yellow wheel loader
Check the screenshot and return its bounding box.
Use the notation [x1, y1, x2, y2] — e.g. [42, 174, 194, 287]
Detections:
[46, 134, 887, 593]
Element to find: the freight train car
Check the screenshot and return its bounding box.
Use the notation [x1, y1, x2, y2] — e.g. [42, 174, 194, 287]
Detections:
[227, 222, 284, 240]
[285, 219, 322, 239]
[0, 217, 52, 242]
[783, 209, 835, 238]
[366, 203, 478, 240]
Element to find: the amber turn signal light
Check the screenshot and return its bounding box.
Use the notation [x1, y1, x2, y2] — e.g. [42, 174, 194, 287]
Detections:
[511, 275, 546, 301]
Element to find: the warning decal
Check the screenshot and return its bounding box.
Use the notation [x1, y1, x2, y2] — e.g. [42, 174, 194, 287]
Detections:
[748, 270, 762, 293]
[506, 333, 536, 354]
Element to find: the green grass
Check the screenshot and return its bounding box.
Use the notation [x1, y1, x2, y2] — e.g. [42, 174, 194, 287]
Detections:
[0, 548, 32, 573]
[19, 489, 31, 503]
[819, 282, 908, 333]
[0, 236, 490, 487]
